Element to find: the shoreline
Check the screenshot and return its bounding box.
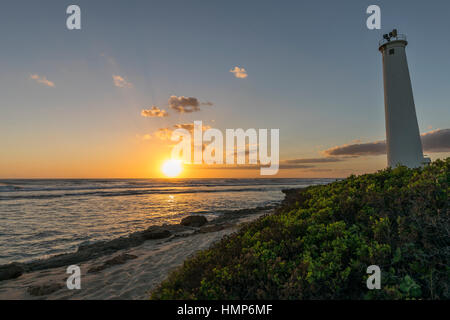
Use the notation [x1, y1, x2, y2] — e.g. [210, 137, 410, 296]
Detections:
[0, 204, 277, 299]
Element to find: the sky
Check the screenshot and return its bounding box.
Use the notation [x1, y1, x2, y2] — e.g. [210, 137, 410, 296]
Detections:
[0, 0, 449, 178]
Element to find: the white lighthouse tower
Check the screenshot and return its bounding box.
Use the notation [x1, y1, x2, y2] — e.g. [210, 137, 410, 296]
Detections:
[379, 29, 429, 168]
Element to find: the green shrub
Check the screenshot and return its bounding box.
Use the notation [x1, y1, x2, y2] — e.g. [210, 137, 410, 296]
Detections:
[151, 158, 450, 300]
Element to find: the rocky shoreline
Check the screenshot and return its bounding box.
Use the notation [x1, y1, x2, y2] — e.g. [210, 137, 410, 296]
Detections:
[0, 204, 277, 284]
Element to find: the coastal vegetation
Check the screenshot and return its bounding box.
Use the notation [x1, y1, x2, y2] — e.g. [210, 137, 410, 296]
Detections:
[151, 158, 449, 299]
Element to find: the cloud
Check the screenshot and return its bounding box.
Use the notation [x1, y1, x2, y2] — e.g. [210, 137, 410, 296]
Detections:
[323, 128, 450, 156]
[143, 96, 212, 115]
[279, 164, 313, 169]
[284, 157, 343, 164]
[190, 163, 311, 170]
[153, 128, 174, 141]
[168, 96, 199, 113]
[141, 106, 168, 118]
[113, 75, 133, 88]
[307, 168, 335, 172]
[152, 123, 212, 141]
[173, 123, 211, 132]
[421, 129, 450, 152]
[168, 96, 212, 113]
[230, 66, 248, 79]
[323, 140, 386, 157]
[29, 74, 55, 87]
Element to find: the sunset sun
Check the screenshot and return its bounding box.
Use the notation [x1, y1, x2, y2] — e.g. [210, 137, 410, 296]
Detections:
[161, 159, 182, 178]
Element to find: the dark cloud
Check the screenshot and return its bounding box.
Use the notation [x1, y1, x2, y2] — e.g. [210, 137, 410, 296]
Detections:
[284, 157, 343, 164]
[168, 96, 213, 113]
[307, 168, 334, 172]
[421, 129, 450, 152]
[279, 164, 314, 169]
[322, 128, 450, 156]
[190, 163, 312, 170]
[323, 140, 386, 156]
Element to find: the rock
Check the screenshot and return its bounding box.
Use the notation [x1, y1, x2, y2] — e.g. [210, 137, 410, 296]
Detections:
[23, 227, 171, 273]
[141, 226, 171, 240]
[77, 240, 95, 251]
[27, 282, 63, 296]
[180, 215, 208, 227]
[0, 263, 24, 281]
[88, 253, 138, 273]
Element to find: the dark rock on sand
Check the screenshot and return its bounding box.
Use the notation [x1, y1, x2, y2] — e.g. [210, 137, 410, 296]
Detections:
[22, 226, 171, 273]
[180, 215, 208, 227]
[88, 253, 138, 273]
[27, 282, 64, 296]
[141, 226, 171, 240]
[0, 263, 24, 281]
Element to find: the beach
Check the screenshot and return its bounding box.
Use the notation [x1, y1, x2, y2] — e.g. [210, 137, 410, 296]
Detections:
[0, 206, 272, 300]
[0, 179, 333, 300]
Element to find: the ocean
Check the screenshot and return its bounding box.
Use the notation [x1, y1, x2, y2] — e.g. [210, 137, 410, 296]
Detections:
[0, 178, 334, 265]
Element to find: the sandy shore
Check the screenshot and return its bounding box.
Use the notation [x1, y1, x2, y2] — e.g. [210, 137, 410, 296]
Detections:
[0, 208, 272, 300]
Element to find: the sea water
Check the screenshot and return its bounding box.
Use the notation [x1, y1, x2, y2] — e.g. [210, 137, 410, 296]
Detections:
[0, 178, 334, 265]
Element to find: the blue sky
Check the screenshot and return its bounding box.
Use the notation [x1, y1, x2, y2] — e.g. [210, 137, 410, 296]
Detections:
[0, 0, 449, 178]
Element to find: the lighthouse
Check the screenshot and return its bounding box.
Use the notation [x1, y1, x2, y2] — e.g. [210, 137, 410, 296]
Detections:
[379, 29, 429, 168]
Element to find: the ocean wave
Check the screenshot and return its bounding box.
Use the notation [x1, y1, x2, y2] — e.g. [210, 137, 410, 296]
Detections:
[0, 178, 334, 193]
[0, 183, 22, 191]
[0, 187, 268, 200]
[0, 184, 324, 201]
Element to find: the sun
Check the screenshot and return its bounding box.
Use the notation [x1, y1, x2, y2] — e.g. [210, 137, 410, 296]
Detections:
[161, 159, 183, 178]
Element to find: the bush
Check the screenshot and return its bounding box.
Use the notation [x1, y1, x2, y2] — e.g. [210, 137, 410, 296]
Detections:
[151, 158, 450, 300]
